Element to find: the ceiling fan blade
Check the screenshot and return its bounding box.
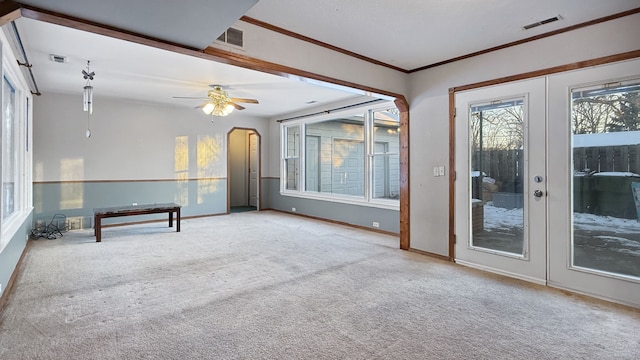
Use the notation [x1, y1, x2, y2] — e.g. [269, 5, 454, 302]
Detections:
[173, 96, 209, 100]
[230, 102, 245, 110]
[230, 97, 259, 104]
[194, 101, 208, 109]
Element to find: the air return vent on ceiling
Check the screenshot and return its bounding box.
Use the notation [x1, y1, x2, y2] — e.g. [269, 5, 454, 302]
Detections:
[49, 54, 68, 63]
[522, 15, 562, 30]
[216, 27, 244, 48]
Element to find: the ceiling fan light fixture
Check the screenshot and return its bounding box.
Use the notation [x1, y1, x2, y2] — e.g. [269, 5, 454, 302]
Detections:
[202, 102, 215, 115]
[211, 102, 234, 117]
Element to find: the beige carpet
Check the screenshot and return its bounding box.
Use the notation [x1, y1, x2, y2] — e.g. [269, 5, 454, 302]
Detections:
[0, 211, 638, 359]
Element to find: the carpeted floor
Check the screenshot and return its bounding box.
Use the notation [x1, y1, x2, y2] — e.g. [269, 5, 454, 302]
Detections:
[0, 210, 638, 359]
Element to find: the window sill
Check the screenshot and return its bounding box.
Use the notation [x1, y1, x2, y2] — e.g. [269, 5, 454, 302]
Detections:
[280, 191, 399, 211]
[1, 207, 33, 253]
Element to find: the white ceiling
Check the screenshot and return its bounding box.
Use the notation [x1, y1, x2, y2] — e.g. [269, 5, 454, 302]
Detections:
[7, 0, 640, 118]
[14, 17, 369, 118]
[246, 0, 640, 70]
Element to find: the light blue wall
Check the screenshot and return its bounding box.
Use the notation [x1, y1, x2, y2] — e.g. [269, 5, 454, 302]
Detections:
[263, 178, 399, 234]
[0, 211, 32, 298]
[33, 179, 227, 227]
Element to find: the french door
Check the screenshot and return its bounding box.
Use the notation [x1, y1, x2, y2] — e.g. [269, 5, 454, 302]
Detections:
[455, 78, 547, 284]
[455, 59, 640, 306]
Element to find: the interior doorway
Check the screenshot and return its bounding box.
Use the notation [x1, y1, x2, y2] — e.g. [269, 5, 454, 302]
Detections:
[227, 128, 260, 213]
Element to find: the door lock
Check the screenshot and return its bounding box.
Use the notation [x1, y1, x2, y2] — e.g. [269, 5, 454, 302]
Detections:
[533, 190, 544, 198]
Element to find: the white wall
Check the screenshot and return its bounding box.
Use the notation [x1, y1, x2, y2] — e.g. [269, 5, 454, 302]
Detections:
[408, 13, 640, 255]
[33, 92, 269, 182]
[217, 20, 409, 99]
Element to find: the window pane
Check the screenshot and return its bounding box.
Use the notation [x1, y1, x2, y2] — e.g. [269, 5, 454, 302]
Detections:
[571, 81, 640, 278]
[284, 126, 300, 191]
[306, 116, 364, 197]
[372, 154, 400, 199]
[2, 77, 17, 220]
[469, 99, 525, 255]
[372, 109, 400, 200]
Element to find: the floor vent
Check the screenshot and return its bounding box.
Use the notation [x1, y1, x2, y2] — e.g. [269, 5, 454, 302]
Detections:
[217, 27, 244, 48]
[523, 15, 562, 30]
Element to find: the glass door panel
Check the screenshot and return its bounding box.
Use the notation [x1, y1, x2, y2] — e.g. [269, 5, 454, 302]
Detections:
[454, 78, 547, 284]
[547, 58, 640, 307]
[470, 100, 525, 256]
[571, 81, 640, 279]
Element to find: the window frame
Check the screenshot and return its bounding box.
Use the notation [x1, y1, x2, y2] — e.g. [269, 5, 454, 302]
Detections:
[280, 102, 399, 210]
[0, 39, 33, 252]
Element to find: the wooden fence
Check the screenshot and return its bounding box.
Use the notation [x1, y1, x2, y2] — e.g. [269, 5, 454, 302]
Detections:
[573, 144, 640, 174]
[472, 145, 640, 184]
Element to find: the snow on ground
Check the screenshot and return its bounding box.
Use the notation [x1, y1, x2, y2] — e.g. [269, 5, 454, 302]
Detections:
[482, 203, 523, 231]
[482, 202, 640, 233]
[482, 203, 640, 256]
[572, 212, 640, 232]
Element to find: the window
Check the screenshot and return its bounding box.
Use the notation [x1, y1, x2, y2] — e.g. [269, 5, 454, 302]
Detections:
[1, 51, 32, 252]
[283, 125, 300, 190]
[372, 109, 400, 200]
[281, 103, 400, 208]
[2, 76, 17, 220]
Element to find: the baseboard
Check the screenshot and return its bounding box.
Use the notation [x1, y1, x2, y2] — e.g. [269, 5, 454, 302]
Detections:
[408, 248, 453, 262]
[268, 209, 400, 237]
[454, 259, 547, 286]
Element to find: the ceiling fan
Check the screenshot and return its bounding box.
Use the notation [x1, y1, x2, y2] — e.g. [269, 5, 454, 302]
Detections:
[173, 85, 259, 116]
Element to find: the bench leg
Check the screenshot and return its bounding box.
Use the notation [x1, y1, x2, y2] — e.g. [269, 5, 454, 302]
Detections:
[95, 216, 102, 242]
[169, 212, 173, 228]
[176, 208, 181, 232]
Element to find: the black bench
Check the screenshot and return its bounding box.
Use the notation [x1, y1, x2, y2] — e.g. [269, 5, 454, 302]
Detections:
[93, 203, 181, 242]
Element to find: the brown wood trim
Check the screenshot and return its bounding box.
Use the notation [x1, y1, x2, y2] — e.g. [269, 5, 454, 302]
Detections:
[395, 98, 410, 250]
[0, 239, 31, 314]
[13, 3, 406, 102]
[453, 50, 640, 93]
[0, 0, 21, 27]
[448, 49, 640, 262]
[448, 89, 456, 261]
[240, 16, 408, 74]
[410, 7, 640, 73]
[269, 209, 400, 237]
[203, 46, 407, 101]
[408, 248, 452, 262]
[17, 5, 202, 52]
[261, 177, 280, 180]
[32, 177, 226, 185]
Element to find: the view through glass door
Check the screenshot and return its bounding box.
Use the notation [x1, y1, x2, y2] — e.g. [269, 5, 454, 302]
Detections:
[454, 78, 547, 284]
[455, 60, 640, 307]
[547, 59, 640, 306]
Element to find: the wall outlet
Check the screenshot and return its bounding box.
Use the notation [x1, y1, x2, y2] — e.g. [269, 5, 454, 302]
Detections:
[433, 166, 439, 177]
[372, 221, 380, 228]
[291, 207, 296, 212]
[438, 166, 445, 176]
[132, 202, 138, 206]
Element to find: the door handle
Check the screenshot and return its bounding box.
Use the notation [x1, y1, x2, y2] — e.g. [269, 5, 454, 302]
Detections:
[533, 190, 544, 198]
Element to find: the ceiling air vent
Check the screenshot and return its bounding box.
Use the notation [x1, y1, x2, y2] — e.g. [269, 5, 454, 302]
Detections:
[523, 15, 562, 30]
[49, 54, 68, 63]
[216, 27, 244, 48]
